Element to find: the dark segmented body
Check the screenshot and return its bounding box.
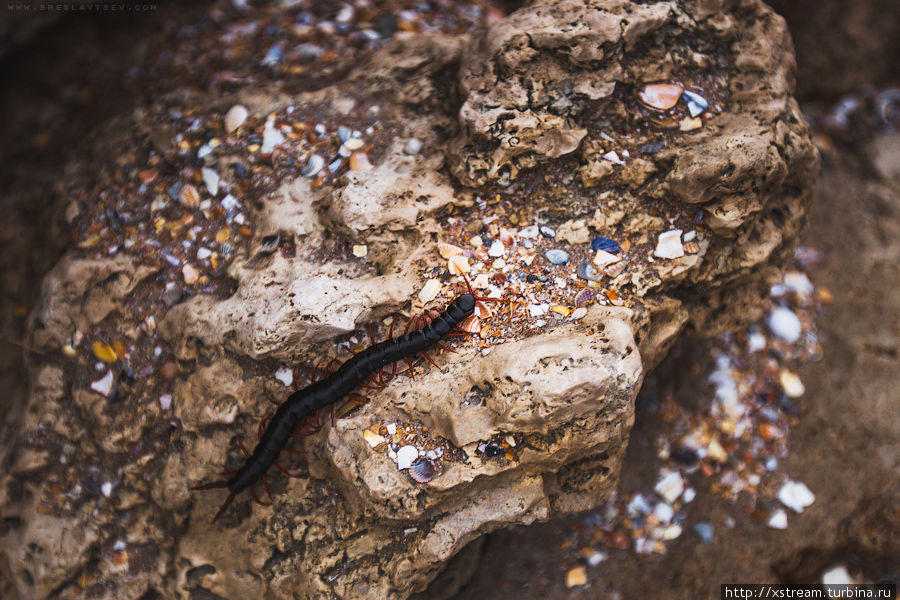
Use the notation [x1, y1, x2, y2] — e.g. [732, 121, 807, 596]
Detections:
[225, 293, 476, 497]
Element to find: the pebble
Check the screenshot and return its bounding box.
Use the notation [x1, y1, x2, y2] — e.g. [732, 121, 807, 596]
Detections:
[274, 368, 293, 387]
[639, 83, 684, 110]
[403, 138, 422, 155]
[396, 445, 419, 470]
[779, 369, 805, 397]
[591, 237, 621, 254]
[654, 470, 685, 503]
[201, 168, 219, 196]
[783, 271, 814, 297]
[593, 249, 621, 268]
[224, 104, 248, 133]
[528, 304, 549, 317]
[328, 158, 342, 173]
[91, 370, 115, 396]
[768, 508, 789, 529]
[652, 502, 674, 523]
[182, 263, 200, 284]
[692, 522, 714, 544]
[488, 240, 505, 257]
[680, 117, 703, 131]
[565, 566, 587, 588]
[386, 423, 397, 435]
[540, 226, 555, 238]
[302, 154, 325, 177]
[571, 307, 588, 320]
[777, 480, 815, 513]
[682, 487, 696, 503]
[101, 481, 113, 498]
[518, 225, 539, 239]
[352, 244, 368, 258]
[260, 117, 285, 153]
[545, 249, 570, 265]
[418, 279, 441, 303]
[92, 341, 117, 363]
[261, 44, 282, 66]
[159, 394, 172, 410]
[767, 306, 802, 343]
[337, 125, 351, 143]
[349, 151, 372, 170]
[654, 229, 685, 259]
[747, 330, 767, 352]
[682, 90, 708, 117]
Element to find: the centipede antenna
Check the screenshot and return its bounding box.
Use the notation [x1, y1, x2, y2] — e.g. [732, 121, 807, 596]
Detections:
[435, 342, 456, 353]
[189, 480, 229, 492]
[212, 492, 236, 523]
[460, 272, 474, 295]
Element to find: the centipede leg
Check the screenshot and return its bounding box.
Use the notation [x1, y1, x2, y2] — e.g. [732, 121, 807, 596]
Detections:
[420, 350, 440, 369]
[348, 393, 367, 405]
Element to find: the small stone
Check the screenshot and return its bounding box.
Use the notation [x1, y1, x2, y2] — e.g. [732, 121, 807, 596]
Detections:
[565, 566, 587, 588]
[224, 104, 248, 133]
[540, 226, 555, 238]
[487, 240, 505, 257]
[768, 508, 789, 529]
[396, 445, 419, 470]
[692, 522, 714, 544]
[403, 138, 422, 155]
[352, 244, 368, 258]
[545, 249, 570, 265]
[778, 480, 815, 513]
[159, 394, 172, 410]
[302, 154, 325, 177]
[418, 279, 441, 303]
[682, 90, 709, 117]
[364, 429, 386, 448]
[768, 306, 802, 343]
[91, 370, 115, 396]
[592, 249, 621, 268]
[584, 550, 607, 566]
[518, 225, 539, 239]
[337, 126, 351, 142]
[448, 254, 470, 274]
[92, 341, 117, 363]
[274, 368, 293, 387]
[652, 502, 674, 523]
[779, 369, 805, 397]
[386, 423, 397, 435]
[654, 470, 685, 503]
[196, 247, 212, 260]
[680, 117, 703, 131]
[349, 151, 372, 170]
[182, 264, 200, 285]
[528, 304, 549, 318]
[101, 481, 113, 498]
[661, 524, 683, 540]
[571, 307, 588, 320]
[639, 83, 683, 110]
[654, 229, 684, 259]
[682, 487, 696, 503]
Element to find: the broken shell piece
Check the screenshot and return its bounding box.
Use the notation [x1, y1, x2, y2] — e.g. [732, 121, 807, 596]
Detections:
[418, 279, 441, 303]
[408, 457, 436, 483]
[178, 184, 200, 208]
[474, 301, 492, 319]
[396, 445, 419, 470]
[457, 315, 481, 334]
[91, 370, 115, 397]
[639, 83, 683, 110]
[654, 229, 685, 259]
[363, 429, 386, 448]
[682, 90, 709, 117]
[448, 254, 470, 274]
[680, 117, 703, 131]
[593, 249, 621, 268]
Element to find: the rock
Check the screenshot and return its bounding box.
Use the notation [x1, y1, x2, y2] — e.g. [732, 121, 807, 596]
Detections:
[0, 0, 817, 598]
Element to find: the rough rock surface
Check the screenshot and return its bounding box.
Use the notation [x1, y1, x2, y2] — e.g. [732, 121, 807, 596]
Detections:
[0, 1, 817, 599]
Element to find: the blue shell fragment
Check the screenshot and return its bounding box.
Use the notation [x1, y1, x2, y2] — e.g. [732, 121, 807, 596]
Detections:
[591, 237, 621, 254]
[682, 90, 708, 117]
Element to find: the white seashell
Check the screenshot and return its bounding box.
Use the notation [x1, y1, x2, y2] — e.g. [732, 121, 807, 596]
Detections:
[224, 104, 248, 133]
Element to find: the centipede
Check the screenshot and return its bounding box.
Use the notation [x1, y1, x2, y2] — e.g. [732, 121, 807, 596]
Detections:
[191, 275, 513, 522]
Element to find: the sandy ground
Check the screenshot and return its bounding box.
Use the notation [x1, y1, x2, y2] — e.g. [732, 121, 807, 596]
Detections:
[0, 5, 897, 600]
